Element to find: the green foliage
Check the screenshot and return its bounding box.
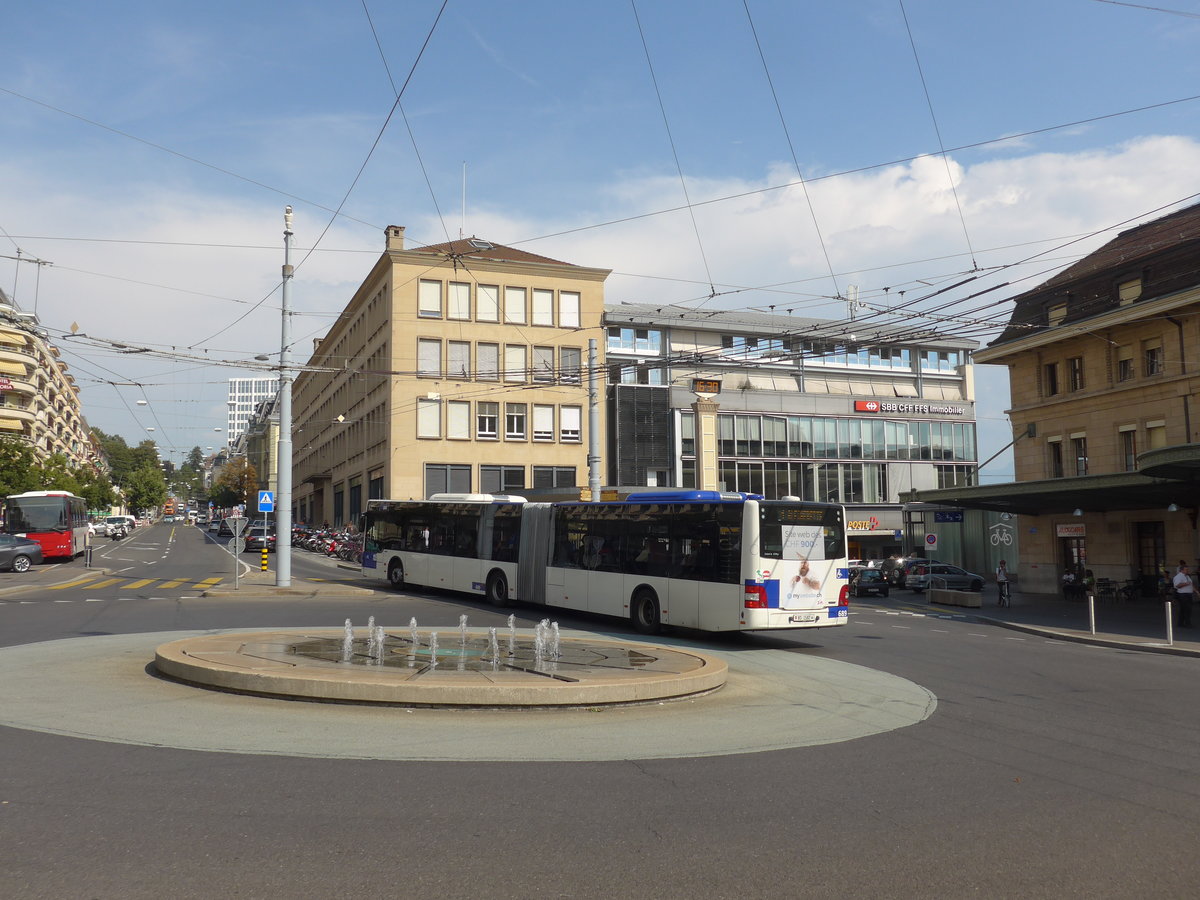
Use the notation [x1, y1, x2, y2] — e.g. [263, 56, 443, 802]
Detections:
[0, 437, 39, 497]
[214, 457, 257, 505]
[123, 466, 168, 513]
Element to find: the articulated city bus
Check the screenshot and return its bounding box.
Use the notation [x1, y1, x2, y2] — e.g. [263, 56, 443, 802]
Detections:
[360, 491, 849, 633]
[2, 490, 89, 558]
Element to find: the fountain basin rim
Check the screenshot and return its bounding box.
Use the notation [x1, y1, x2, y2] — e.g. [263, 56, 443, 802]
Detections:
[154, 629, 728, 708]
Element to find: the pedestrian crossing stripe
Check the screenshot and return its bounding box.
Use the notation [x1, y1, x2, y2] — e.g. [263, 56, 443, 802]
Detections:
[46, 576, 226, 591]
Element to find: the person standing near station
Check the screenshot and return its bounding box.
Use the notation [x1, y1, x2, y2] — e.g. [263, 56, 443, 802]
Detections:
[996, 559, 1011, 607]
[1172, 563, 1194, 628]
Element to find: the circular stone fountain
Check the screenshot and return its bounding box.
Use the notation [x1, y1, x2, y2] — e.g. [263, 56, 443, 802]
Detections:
[154, 627, 727, 707]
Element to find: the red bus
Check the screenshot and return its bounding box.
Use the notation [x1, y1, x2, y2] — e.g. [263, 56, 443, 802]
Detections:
[2, 490, 89, 559]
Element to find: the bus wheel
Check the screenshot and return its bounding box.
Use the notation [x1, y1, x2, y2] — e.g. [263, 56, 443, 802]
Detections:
[11, 554, 31, 574]
[387, 560, 405, 589]
[486, 571, 510, 608]
[630, 588, 661, 635]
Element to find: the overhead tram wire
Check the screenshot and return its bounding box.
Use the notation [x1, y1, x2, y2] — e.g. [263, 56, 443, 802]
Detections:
[630, 0, 718, 305]
[190, 0, 450, 350]
[742, 0, 842, 305]
[361, 0, 455, 248]
[898, 0, 978, 272]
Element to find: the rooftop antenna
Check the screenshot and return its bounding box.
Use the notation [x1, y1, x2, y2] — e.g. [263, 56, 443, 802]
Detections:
[846, 284, 859, 321]
[460, 161, 466, 240]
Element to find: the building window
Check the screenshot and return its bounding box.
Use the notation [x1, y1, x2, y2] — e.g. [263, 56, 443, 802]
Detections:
[504, 287, 526, 324]
[532, 346, 555, 382]
[1120, 427, 1137, 472]
[1043, 362, 1059, 396]
[425, 463, 470, 496]
[504, 344, 527, 382]
[1118, 277, 1142, 305]
[476, 402, 498, 439]
[559, 292, 580, 328]
[1068, 356, 1084, 391]
[477, 343, 499, 380]
[1047, 302, 1067, 326]
[532, 405, 554, 441]
[1116, 345, 1134, 382]
[448, 282, 471, 320]
[1048, 440, 1064, 478]
[416, 399, 440, 438]
[560, 406, 582, 442]
[505, 403, 527, 440]
[447, 401, 470, 440]
[417, 339, 441, 377]
[532, 289, 554, 326]
[418, 280, 441, 318]
[936, 464, 976, 489]
[533, 466, 576, 488]
[1144, 341, 1163, 376]
[447, 341, 470, 379]
[560, 346, 582, 384]
[477, 285, 500, 322]
[1071, 436, 1088, 476]
[480, 465, 525, 494]
[1146, 421, 1167, 450]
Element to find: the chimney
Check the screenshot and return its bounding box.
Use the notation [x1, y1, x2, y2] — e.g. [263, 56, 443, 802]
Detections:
[386, 225, 405, 250]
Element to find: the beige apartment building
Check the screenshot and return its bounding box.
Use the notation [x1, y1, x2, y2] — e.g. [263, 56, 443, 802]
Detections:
[291, 227, 609, 527]
[915, 203, 1200, 595]
[0, 291, 98, 470]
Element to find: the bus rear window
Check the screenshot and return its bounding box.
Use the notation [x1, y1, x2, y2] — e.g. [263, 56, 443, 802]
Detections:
[760, 504, 845, 561]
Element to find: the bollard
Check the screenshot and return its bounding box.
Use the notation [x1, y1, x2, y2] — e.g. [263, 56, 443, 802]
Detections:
[261, 547, 269, 572]
[1087, 592, 1096, 634]
[1166, 600, 1174, 646]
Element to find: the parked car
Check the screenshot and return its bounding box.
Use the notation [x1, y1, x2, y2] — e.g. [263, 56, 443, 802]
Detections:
[850, 568, 890, 598]
[243, 526, 276, 552]
[889, 557, 944, 585]
[0, 534, 43, 572]
[905, 563, 985, 592]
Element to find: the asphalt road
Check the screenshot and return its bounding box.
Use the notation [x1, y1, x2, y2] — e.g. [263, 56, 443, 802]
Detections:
[1, 522, 1198, 898]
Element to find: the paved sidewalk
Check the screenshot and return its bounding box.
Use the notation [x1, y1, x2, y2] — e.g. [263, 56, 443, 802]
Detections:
[870, 587, 1200, 657]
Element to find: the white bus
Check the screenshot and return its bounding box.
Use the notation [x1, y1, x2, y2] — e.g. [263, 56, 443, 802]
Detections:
[360, 490, 850, 634]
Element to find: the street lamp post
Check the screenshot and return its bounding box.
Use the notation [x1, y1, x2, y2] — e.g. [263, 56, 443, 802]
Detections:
[276, 207, 294, 587]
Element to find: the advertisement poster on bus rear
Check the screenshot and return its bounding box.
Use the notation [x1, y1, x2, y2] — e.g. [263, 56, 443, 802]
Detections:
[778, 524, 832, 607]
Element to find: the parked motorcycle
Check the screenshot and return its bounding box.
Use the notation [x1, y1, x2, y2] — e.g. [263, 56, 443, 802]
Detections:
[110, 523, 127, 540]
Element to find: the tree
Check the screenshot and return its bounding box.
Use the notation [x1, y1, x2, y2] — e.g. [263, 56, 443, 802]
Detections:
[75, 467, 117, 512]
[213, 457, 257, 506]
[0, 437, 38, 497]
[123, 466, 168, 514]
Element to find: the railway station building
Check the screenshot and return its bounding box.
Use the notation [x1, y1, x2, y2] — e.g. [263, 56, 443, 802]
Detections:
[912, 202, 1200, 595]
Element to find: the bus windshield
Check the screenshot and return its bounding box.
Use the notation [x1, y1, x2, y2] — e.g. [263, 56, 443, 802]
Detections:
[4, 497, 71, 532]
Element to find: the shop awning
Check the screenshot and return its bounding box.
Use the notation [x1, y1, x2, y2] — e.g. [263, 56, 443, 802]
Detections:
[0, 417, 26, 431]
[0, 360, 28, 377]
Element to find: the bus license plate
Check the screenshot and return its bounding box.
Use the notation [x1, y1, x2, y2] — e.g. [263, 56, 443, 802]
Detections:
[789, 613, 819, 623]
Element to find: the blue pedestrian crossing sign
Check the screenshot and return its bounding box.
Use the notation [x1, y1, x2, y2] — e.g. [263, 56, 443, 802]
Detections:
[257, 490, 275, 512]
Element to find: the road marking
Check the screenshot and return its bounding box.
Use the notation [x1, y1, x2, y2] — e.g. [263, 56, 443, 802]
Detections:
[891, 625, 911, 629]
[931, 629, 949, 633]
[968, 632, 989, 637]
[87, 578, 123, 589]
[124, 579, 156, 589]
[48, 577, 103, 590]
[156, 580, 186, 588]
[53, 599, 74, 603]
[194, 577, 222, 587]
[85, 598, 105, 602]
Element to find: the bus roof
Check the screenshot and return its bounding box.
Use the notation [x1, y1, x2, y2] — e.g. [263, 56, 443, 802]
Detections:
[620, 490, 763, 503]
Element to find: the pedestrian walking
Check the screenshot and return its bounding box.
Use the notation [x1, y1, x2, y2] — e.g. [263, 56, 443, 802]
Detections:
[1172, 563, 1194, 628]
[996, 559, 1011, 607]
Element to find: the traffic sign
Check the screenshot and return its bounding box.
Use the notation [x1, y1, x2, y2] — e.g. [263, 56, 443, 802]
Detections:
[925, 533, 938, 550]
[257, 490, 275, 512]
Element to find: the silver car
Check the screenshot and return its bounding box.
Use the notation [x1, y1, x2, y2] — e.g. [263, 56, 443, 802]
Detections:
[905, 562, 985, 592]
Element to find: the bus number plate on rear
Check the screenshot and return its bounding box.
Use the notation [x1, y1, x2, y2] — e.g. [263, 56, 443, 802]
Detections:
[789, 613, 819, 623]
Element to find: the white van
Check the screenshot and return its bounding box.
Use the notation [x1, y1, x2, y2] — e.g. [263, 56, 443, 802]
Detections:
[106, 515, 137, 532]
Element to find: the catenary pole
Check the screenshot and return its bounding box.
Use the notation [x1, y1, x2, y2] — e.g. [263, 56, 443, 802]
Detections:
[276, 207, 294, 586]
[588, 338, 601, 501]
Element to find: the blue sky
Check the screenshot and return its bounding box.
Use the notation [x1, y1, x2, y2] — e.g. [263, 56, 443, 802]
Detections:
[3, 0, 1200, 479]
